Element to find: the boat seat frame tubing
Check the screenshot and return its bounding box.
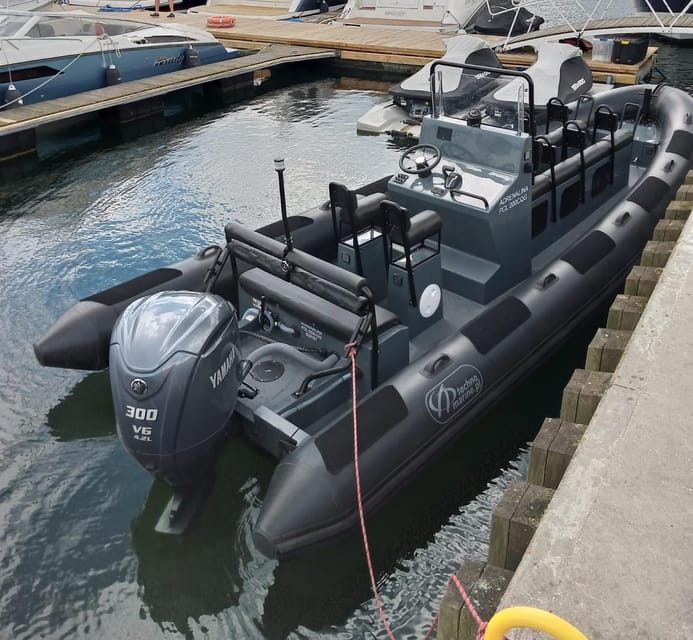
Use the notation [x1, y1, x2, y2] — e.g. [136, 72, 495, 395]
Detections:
[592, 104, 619, 184]
[533, 135, 558, 222]
[561, 120, 587, 204]
[530, 129, 633, 242]
[545, 97, 569, 134]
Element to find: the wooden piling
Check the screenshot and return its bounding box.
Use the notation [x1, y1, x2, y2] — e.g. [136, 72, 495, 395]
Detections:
[674, 184, 693, 201]
[640, 240, 675, 268]
[653, 219, 686, 241]
[606, 294, 648, 330]
[488, 480, 554, 572]
[665, 201, 692, 220]
[585, 328, 632, 373]
[438, 560, 514, 640]
[528, 418, 587, 489]
[624, 265, 664, 298]
[560, 369, 611, 424]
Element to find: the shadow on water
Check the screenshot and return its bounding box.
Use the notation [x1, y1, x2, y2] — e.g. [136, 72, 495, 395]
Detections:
[131, 438, 276, 638]
[46, 371, 115, 441]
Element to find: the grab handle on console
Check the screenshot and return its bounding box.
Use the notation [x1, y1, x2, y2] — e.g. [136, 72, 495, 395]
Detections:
[450, 189, 489, 210]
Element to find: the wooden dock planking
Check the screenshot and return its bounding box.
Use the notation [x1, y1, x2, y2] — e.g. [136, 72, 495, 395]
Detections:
[207, 16, 655, 82]
[207, 16, 449, 57]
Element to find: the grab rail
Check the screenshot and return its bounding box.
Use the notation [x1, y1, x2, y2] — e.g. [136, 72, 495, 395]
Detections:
[429, 61, 536, 137]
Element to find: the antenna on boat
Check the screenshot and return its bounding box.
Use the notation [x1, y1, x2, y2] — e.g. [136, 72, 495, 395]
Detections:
[274, 158, 293, 253]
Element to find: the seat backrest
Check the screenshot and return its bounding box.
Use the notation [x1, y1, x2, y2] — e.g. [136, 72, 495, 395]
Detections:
[329, 182, 357, 239]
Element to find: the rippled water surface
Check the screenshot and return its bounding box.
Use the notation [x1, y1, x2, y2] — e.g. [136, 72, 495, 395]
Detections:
[1, 37, 692, 640]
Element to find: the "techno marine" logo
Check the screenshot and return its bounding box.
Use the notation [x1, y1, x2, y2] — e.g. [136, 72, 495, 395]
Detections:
[425, 364, 483, 425]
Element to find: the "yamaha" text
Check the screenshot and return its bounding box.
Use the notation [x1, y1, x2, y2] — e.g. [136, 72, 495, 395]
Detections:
[210, 352, 235, 389]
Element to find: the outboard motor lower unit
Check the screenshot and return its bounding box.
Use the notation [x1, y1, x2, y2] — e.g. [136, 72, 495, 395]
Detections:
[110, 290, 241, 532]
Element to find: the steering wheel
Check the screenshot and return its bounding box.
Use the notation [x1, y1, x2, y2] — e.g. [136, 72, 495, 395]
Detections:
[399, 144, 442, 177]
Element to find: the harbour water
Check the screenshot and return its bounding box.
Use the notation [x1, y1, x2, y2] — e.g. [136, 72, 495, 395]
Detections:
[0, 40, 692, 640]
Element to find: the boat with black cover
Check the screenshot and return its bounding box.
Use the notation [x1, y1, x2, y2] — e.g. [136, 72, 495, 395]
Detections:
[357, 35, 503, 136]
[35, 64, 693, 558]
[357, 41, 605, 138]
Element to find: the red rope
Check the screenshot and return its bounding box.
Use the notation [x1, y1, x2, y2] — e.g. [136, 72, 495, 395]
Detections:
[346, 343, 495, 640]
[347, 343, 398, 640]
[451, 575, 489, 640]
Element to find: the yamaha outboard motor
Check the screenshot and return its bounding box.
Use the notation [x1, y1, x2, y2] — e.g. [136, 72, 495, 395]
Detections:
[110, 290, 241, 533]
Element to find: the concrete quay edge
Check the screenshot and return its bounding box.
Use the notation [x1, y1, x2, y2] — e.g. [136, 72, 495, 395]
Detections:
[496, 205, 693, 639]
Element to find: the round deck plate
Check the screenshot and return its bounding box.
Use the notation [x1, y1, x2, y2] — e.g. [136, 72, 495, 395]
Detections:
[250, 360, 285, 382]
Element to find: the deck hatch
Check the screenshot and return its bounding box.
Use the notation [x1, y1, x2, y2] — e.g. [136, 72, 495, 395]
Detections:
[626, 176, 670, 213]
[665, 130, 693, 159]
[84, 268, 182, 305]
[315, 385, 407, 474]
[460, 296, 531, 355]
[561, 230, 615, 275]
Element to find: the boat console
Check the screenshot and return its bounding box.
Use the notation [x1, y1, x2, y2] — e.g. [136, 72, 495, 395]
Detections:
[385, 64, 536, 304]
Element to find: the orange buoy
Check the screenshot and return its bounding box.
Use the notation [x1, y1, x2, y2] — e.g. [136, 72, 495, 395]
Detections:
[206, 15, 236, 28]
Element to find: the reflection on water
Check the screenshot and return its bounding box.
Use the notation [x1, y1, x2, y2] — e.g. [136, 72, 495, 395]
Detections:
[1, 47, 692, 640]
[46, 372, 115, 442]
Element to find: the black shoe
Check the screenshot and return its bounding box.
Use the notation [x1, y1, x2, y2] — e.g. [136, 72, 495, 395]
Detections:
[167, 11, 174, 16]
[150, 11, 159, 15]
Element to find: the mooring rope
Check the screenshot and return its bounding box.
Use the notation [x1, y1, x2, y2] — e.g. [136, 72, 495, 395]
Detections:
[346, 342, 508, 640]
[2, 34, 106, 108]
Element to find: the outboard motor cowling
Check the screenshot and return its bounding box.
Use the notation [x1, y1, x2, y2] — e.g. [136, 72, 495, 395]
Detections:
[110, 291, 241, 490]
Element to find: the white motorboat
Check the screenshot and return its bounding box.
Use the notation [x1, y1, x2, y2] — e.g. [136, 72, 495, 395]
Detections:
[0, 10, 240, 108]
[357, 35, 503, 136]
[1, 0, 52, 11]
[56, 0, 183, 11]
[336, 0, 542, 33]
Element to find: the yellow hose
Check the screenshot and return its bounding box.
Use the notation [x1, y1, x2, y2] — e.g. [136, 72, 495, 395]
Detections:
[485, 606, 589, 640]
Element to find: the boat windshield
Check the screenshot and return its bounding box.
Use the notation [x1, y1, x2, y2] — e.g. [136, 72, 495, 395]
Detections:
[0, 11, 150, 38]
[0, 13, 28, 37]
[430, 60, 535, 135]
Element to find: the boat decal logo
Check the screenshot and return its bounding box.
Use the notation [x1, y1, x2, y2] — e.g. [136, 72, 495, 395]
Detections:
[425, 364, 483, 425]
[210, 351, 235, 390]
[498, 185, 529, 215]
[130, 378, 148, 395]
[154, 53, 185, 67]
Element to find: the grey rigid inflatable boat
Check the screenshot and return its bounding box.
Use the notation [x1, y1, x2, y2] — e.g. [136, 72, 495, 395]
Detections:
[35, 64, 693, 558]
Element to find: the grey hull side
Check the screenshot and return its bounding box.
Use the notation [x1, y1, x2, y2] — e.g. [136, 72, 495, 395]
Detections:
[253, 84, 693, 558]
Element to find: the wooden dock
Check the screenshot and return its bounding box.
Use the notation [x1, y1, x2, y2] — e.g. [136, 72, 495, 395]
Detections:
[0, 7, 661, 159]
[198, 15, 655, 83]
[0, 43, 335, 138]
